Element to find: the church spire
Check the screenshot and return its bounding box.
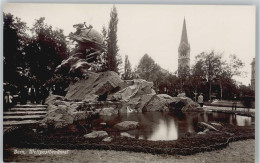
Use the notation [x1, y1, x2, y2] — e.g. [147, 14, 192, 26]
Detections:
[180, 18, 188, 44]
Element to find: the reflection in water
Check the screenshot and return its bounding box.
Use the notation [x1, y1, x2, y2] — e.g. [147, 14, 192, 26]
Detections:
[99, 112, 252, 141]
[235, 115, 251, 126]
[149, 119, 178, 140]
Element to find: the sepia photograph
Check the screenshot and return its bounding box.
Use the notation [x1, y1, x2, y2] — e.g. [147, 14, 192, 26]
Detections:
[2, 3, 256, 162]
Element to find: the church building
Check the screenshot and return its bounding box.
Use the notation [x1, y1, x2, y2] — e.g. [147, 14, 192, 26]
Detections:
[178, 18, 190, 76]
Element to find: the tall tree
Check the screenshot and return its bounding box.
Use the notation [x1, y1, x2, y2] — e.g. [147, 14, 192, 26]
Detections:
[225, 54, 245, 79]
[122, 55, 133, 80]
[106, 5, 122, 73]
[218, 54, 245, 100]
[194, 51, 222, 101]
[136, 54, 159, 81]
[25, 17, 68, 82]
[3, 13, 28, 84]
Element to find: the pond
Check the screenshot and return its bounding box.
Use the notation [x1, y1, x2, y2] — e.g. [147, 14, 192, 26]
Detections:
[99, 112, 252, 141]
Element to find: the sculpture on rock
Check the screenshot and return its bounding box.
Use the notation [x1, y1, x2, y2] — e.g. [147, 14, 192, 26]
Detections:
[56, 23, 105, 77]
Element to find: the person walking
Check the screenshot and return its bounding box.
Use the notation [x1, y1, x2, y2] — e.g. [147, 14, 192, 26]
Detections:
[4, 91, 13, 111]
[29, 85, 36, 104]
[40, 85, 49, 105]
[20, 85, 28, 105]
[198, 93, 204, 107]
[232, 95, 237, 111]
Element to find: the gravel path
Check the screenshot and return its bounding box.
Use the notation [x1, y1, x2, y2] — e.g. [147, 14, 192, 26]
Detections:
[4, 139, 255, 163]
[204, 105, 255, 113]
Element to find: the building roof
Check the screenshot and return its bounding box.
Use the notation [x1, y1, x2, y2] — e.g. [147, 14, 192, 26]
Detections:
[180, 18, 189, 45]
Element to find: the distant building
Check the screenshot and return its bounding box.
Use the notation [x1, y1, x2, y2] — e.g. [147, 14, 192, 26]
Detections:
[251, 58, 255, 90]
[178, 18, 190, 77]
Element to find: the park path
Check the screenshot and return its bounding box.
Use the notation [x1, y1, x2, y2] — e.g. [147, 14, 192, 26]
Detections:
[204, 105, 255, 113]
[3, 104, 47, 132]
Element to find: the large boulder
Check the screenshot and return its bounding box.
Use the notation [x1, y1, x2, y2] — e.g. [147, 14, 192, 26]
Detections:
[197, 122, 219, 131]
[41, 102, 92, 129]
[120, 94, 199, 112]
[99, 107, 118, 116]
[65, 71, 127, 101]
[169, 97, 200, 111]
[108, 79, 155, 101]
[144, 94, 173, 112]
[45, 94, 65, 105]
[114, 121, 139, 131]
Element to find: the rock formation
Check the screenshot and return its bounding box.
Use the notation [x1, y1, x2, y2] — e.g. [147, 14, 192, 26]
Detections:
[41, 23, 200, 129]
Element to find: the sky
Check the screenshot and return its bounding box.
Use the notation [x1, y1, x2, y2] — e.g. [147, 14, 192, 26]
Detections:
[3, 3, 256, 85]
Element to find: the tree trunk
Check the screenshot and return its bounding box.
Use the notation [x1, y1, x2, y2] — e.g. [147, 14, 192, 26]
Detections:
[209, 80, 212, 101]
[220, 80, 223, 101]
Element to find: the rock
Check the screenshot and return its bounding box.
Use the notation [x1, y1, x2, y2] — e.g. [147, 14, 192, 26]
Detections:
[99, 107, 118, 116]
[198, 122, 219, 131]
[177, 93, 186, 97]
[144, 94, 172, 112]
[65, 71, 126, 101]
[84, 131, 108, 139]
[197, 131, 206, 135]
[70, 103, 82, 112]
[211, 122, 222, 126]
[120, 132, 134, 138]
[102, 137, 112, 142]
[203, 129, 210, 133]
[45, 94, 65, 105]
[42, 101, 93, 129]
[32, 129, 37, 133]
[169, 97, 200, 112]
[109, 79, 155, 101]
[115, 121, 139, 131]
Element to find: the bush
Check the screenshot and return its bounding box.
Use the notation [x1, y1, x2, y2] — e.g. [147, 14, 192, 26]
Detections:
[241, 96, 255, 109]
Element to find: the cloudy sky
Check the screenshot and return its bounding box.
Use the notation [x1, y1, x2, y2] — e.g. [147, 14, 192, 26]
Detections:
[3, 4, 255, 85]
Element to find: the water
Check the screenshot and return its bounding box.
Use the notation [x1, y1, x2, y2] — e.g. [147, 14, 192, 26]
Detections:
[99, 112, 252, 141]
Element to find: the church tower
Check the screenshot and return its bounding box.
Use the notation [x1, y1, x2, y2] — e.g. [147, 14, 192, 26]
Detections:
[178, 18, 190, 76]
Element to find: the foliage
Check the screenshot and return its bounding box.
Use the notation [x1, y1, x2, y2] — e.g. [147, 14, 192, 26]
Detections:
[104, 6, 122, 73]
[134, 54, 180, 96]
[25, 17, 69, 82]
[135, 54, 160, 81]
[223, 54, 245, 78]
[122, 55, 133, 80]
[3, 13, 29, 84]
[193, 51, 222, 100]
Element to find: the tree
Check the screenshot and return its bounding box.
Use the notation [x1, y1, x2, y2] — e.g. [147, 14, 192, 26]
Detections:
[25, 17, 68, 82]
[3, 13, 29, 84]
[225, 54, 245, 79]
[194, 51, 222, 101]
[217, 54, 245, 100]
[122, 55, 133, 80]
[105, 5, 122, 73]
[136, 54, 160, 81]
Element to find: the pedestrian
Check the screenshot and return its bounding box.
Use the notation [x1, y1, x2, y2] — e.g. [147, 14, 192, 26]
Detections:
[20, 85, 28, 105]
[29, 85, 36, 104]
[35, 86, 41, 104]
[4, 91, 13, 111]
[50, 85, 56, 94]
[198, 93, 204, 107]
[40, 85, 49, 105]
[232, 96, 237, 111]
